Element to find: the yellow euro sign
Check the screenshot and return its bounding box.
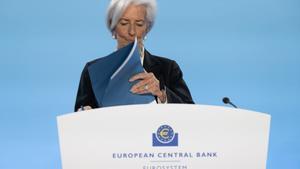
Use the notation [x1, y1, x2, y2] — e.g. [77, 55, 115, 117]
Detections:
[159, 129, 169, 139]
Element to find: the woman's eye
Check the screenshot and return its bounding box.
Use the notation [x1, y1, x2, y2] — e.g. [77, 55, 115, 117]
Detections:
[120, 22, 128, 26]
[136, 22, 144, 27]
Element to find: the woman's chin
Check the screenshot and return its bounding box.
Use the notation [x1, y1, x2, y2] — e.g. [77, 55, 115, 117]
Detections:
[119, 41, 134, 48]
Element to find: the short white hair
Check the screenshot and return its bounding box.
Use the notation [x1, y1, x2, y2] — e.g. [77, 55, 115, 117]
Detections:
[106, 0, 157, 35]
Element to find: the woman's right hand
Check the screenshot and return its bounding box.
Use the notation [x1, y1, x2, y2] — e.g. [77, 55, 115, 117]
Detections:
[77, 105, 92, 112]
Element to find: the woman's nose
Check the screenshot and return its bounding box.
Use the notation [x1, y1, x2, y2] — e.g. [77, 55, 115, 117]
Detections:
[128, 25, 136, 36]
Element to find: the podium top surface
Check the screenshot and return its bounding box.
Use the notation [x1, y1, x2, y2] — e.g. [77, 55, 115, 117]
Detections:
[58, 104, 269, 119]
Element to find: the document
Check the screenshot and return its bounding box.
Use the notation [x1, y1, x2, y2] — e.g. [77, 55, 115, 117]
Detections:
[88, 39, 155, 107]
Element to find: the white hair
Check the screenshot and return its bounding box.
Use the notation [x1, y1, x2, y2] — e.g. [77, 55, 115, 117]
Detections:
[106, 0, 157, 35]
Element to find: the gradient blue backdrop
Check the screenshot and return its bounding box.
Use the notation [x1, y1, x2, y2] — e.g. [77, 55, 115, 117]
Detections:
[0, 0, 299, 168]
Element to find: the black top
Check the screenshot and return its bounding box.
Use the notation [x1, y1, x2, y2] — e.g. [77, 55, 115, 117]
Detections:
[74, 50, 194, 111]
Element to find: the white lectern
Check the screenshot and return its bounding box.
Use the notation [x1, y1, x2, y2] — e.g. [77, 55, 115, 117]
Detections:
[57, 104, 271, 169]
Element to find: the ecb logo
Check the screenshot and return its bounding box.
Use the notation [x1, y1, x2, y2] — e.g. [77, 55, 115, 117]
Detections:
[152, 125, 178, 147]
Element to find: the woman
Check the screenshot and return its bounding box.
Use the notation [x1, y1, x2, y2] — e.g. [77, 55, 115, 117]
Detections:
[75, 0, 194, 111]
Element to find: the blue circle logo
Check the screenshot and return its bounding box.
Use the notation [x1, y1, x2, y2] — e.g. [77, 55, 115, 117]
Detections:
[156, 125, 175, 143]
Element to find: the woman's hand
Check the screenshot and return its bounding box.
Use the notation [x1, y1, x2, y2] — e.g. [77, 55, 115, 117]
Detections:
[77, 105, 92, 112]
[129, 72, 166, 103]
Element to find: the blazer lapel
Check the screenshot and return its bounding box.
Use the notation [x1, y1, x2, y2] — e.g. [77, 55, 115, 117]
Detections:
[143, 49, 160, 74]
[143, 50, 165, 90]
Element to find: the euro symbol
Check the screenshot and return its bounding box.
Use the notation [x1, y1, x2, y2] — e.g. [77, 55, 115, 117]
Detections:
[160, 129, 169, 139]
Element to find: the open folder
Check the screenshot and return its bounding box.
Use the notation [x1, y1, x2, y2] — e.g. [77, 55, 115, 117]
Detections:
[88, 38, 155, 107]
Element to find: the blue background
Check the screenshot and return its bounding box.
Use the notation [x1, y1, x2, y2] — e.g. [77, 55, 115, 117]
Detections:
[0, 0, 299, 168]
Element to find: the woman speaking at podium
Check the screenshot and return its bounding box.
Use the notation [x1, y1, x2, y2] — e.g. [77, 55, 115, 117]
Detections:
[75, 0, 194, 111]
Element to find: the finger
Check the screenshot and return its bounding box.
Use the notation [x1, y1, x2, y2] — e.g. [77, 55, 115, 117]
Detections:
[130, 73, 156, 92]
[130, 78, 153, 92]
[133, 82, 154, 94]
[84, 106, 92, 110]
[129, 72, 150, 82]
[135, 85, 153, 94]
[77, 105, 92, 112]
[133, 77, 160, 94]
[136, 82, 160, 95]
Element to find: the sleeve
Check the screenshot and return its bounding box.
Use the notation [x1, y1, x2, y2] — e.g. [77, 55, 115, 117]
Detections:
[74, 64, 98, 111]
[165, 61, 194, 104]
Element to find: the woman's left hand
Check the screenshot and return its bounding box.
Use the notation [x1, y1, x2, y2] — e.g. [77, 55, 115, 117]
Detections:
[129, 72, 166, 102]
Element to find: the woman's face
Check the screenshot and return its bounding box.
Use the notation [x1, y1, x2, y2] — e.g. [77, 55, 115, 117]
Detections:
[114, 4, 148, 49]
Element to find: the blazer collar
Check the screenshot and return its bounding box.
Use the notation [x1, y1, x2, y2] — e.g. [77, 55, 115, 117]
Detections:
[143, 49, 161, 73]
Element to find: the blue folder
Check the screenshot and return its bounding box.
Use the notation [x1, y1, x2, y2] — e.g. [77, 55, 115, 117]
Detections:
[88, 39, 155, 107]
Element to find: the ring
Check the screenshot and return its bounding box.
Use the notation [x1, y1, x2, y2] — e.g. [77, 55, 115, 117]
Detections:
[144, 84, 149, 90]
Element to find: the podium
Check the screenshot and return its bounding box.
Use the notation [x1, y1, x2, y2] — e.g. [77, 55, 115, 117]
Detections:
[57, 104, 271, 169]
